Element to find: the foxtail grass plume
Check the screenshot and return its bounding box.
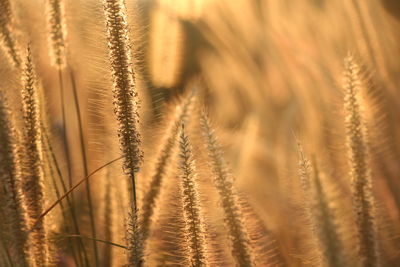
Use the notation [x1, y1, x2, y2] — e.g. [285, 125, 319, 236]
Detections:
[200, 111, 253, 267]
[297, 142, 311, 193]
[126, 209, 143, 267]
[20, 46, 49, 266]
[343, 54, 379, 267]
[140, 92, 195, 243]
[102, 0, 142, 205]
[46, 0, 67, 67]
[0, 0, 21, 67]
[0, 92, 30, 267]
[178, 125, 208, 266]
[298, 146, 346, 267]
[103, 1, 142, 265]
[310, 160, 345, 267]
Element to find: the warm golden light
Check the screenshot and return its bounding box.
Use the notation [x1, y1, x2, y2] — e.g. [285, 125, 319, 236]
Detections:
[0, 0, 399, 266]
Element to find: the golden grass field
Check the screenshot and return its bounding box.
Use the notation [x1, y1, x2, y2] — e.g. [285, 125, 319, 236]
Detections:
[1, 0, 400, 266]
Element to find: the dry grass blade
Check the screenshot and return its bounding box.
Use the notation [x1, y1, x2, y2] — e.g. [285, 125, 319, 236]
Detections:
[102, 169, 114, 266]
[55, 235, 127, 250]
[31, 156, 123, 231]
[41, 124, 90, 266]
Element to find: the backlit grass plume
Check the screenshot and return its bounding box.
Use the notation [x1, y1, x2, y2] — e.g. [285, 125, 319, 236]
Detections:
[178, 125, 208, 266]
[20, 46, 49, 266]
[310, 160, 345, 267]
[200, 111, 253, 267]
[151, 178, 188, 265]
[46, 0, 66, 67]
[126, 210, 143, 267]
[0, 92, 30, 267]
[343, 55, 380, 267]
[297, 142, 311, 193]
[103, 0, 142, 205]
[0, 0, 21, 67]
[298, 146, 346, 267]
[103, 0, 142, 265]
[141, 92, 195, 244]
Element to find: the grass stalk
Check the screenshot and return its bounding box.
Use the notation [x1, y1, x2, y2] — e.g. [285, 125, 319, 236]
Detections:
[31, 156, 123, 232]
[42, 127, 90, 266]
[68, 66, 99, 266]
[102, 169, 113, 267]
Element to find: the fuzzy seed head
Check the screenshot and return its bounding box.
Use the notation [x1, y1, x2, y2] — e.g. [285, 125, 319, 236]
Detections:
[311, 160, 345, 267]
[343, 54, 379, 267]
[126, 209, 144, 267]
[0, 92, 30, 267]
[46, 0, 67, 67]
[103, 0, 142, 178]
[140, 92, 195, 240]
[200, 112, 253, 267]
[0, 0, 21, 67]
[179, 126, 208, 266]
[20, 47, 49, 266]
